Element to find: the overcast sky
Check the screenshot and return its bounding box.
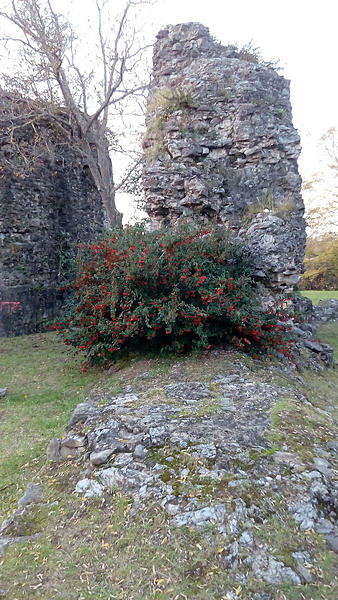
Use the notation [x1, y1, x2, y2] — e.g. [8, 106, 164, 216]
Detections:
[2, 0, 337, 217]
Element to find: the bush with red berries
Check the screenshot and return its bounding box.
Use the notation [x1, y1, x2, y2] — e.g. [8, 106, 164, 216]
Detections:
[54, 224, 295, 369]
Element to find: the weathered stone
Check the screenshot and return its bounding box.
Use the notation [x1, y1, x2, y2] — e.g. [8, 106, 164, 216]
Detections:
[313, 299, 338, 323]
[252, 550, 301, 585]
[222, 540, 239, 569]
[273, 451, 304, 470]
[66, 402, 100, 431]
[133, 444, 148, 459]
[165, 382, 211, 402]
[112, 453, 134, 467]
[191, 443, 217, 460]
[171, 504, 227, 528]
[325, 530, 338, 553]
[325, 441, 338, 454]
[314, 518, 334, 535]
[0, 92, 106, 337]
[239, 530, 254, 546]
[61, 435, 85, 449]
[46, 436, 61, 461]
[288, 501, 317, 531]
[0, 388, 7, 398]
[17, 483, 43, 509]
[90, 449, 115, 466]
[60, 445, 82, 459]
[98, 466, 153, 494]
[143, 23, 306, 291]
[75, 478, 104, 498]
[291, 551, 314, 583]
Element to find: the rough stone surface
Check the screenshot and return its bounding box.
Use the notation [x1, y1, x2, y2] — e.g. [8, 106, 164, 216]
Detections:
[17, 483, 43, 510]
[143, 23, 306, 290]
[0, 91, 105, 337]
[46, 437, 61, 461]
[252, 550, 301, 585]
[313, 299, 338, 323]
[74, 479, 104, 498]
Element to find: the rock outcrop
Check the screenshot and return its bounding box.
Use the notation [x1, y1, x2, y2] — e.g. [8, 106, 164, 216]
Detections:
[143, 23, 306, 291]
[0, 92, 105, 336]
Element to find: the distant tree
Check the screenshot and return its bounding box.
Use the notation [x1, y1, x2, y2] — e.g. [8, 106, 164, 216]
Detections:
[302, 127, 338, 238]
[0, 0, 153, 226]
[299, 234, 338, 290]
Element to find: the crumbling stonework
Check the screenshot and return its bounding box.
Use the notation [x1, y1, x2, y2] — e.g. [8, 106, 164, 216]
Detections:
[0, 92, 105, 336]
[143, 23, 306, 290]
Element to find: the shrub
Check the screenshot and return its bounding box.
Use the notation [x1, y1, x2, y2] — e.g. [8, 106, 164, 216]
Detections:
[54, 224, 295, 369]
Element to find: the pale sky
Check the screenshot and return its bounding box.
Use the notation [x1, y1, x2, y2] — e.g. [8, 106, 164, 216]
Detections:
[2, 0, 337, 216]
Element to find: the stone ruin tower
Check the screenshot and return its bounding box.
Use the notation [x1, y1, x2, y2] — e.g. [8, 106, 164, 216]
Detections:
[143, 23, 306, 292]
[0, 92, 105, 336]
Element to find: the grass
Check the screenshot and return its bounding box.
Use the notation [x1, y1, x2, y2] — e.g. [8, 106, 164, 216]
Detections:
[243, 194, 294, 223]
[300, 290, 338, 305]
[0, 332, 104, 518]
[0, 321, 337, 599]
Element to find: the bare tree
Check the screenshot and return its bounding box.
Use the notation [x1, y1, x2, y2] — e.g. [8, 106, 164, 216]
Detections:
[0, 0, 153, 226]
[321, 127, 338, 172]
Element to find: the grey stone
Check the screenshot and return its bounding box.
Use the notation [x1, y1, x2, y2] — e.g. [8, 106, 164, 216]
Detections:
[239, 530, 254, 546]
[325, 530, 338, 553]
[171, 504, 226, 528]
[314, 518, 334, 535]
[98, 466, 152, 494]
[46, 436, 61, 461]
[301, 470, 322, 480]
[165, 382, 211, 402]
[0, 388, 8, 398]
[66, 402, 99, 431]
[291, 551, 314, 583]
[17, 483, 43, 509]
[90, 449, 115, 466]
[222, 540, 239, 569]
[252, 550, 301, 585]
[133, 444, 147, 459]
[313, 299, 338, 323]
[61, 435, 85, 449]
[191, 443, 217, 460]
[273, 451, 304, 470]
[112, 453, 133, 467]
[288, 502, 317, 531]
[60, 445, 82, 459]
[325, 441, 338, 454]
[149, 426, 167, 447]
[74, 479, 104, 498]
[312, 457, 333, 477]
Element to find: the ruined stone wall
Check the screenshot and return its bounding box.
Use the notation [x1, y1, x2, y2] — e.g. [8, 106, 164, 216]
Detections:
[143, 23, 306, 291]
[0, 92, 105, 336]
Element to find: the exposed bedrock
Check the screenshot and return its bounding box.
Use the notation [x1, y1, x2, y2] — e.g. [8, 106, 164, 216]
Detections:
[143, 23, 306, 290]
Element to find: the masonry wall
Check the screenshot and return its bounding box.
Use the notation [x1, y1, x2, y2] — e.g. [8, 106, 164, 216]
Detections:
[0, 92, 105, 336]
[143, 23, 306, 291]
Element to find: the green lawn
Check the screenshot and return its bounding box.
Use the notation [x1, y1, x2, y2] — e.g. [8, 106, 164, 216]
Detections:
[300, 289, 338, 305]
[0, 332, 104, 518]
